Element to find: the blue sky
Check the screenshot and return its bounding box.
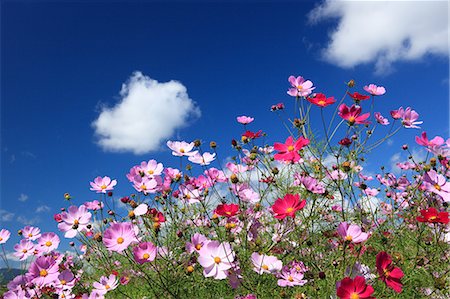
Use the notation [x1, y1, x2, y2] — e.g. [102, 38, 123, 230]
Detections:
[1, 1, 448, 264]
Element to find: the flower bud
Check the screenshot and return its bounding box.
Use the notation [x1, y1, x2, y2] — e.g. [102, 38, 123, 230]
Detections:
[210, 141, 217, 149]
[193, 139, 201, 147]
[347, 79, 355, 88]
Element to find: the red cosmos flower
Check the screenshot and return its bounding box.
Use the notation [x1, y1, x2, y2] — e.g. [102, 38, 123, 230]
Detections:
[307, 93, 336, 108]
[416, 208, 449, 224]
[149, 208, 166, 223]
[242, 130, 263, 139]
[338, 104, 370, 125]
[336, 276, 375, 299]
[376, 251, 404, 293]
[347, 92, 370, 101]
[215, 203, 239, 218]
[271, 194, 306, 219]
[273, 136, 310, 163]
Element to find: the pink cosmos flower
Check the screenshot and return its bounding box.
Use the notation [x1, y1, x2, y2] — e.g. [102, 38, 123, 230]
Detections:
[337, 222, 368, 243]
[93, 274, 118, 295]
[58, 205, 92, 238]
[37, 232, 60, 254]
[103, 222, 139, 253]
[226, 162, 248, 173]
[140, 159, 164, 178]
[188, 151, 216, 165]
[273, 136, 309, 163]
[198, 241, 235, 280]
[338, 104, 370, 125]
[236, 116, 254, 124]
[89, 176, 117, 193]
[186, 233, 210, 254]
[231, 183, 260, 203]
[287, 75, 315, 97]
[423, 169, 450, 202]
[54, 269, 76, 290]
[84, 200, 104, 211]
[3, 289, 30, 299]
[374, 112, 389, 125]
[400, 107, 422, 128]
[0, 229, 11, 244]
[415, 132, 444, 147]
[277, 268, 307, 287]
[204, 168, 227, 183]
[363, 83, 386, 96]
[133, 242, 157, 264]
[28, 255, 60, 287]
[22, 226, 41, 241]
[179, 184, 203, 204]
[251, 252, 282, 275]
[167, 140, 196, 156]
[294, 174, 325, 194]
[14, 239, 35, 260]
[132, 176, 160, 195]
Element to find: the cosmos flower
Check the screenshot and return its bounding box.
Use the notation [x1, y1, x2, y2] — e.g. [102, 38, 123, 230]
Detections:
[416, 208, 449, 224]
[374, 112, 389, 125]
[376, 251, 404, 293]
[347, 92, 370, 101]
[14, 239, 35, 260]
[415, 132, 444, 147]
[251, 252, 282, 275]
[167, 140, 196, 156]
[277, 268, 307, 287]
[93, 274, 118, 295]
[37, 232, 60, 254]
[307, 93, 336, 107]
[186, 233, 210, 254]
[57, 205, 92, 238]
[422, 169, 450, 202]
[133, 242, 157, 264]
[103, 222, 139, 253]
[338, 104, 370, 125]
[236, 116, 254, 124]
[273, 136, 309, 163]
[363, 84, 386, 96]
[28, 255, 60, 287]
[287, 75, 315, 97]
[89, 176, 117, 193]
[215, 203, 240, 218]
[188, 151, 216, 166]
[0, 229, 11, 244]
[271, 194, 306, 219]
[337, 222, 369, 244]
[22, 226, 41, 241]
[198, 241, 235, 280]
[336, 276, 375, 299]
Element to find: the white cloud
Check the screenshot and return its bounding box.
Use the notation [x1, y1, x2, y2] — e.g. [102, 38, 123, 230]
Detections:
[35, 205, 51, 213]
[18, 193, 28, 202]
[92, 72, 201, 154]
[17, 215, 40, 225]
[0, 209, 14, 222]
[309, 0, 448, 74]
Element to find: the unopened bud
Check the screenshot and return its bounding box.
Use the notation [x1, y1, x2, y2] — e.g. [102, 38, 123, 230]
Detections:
[347, 79, 355, 88]
[210, 141, 217, 149]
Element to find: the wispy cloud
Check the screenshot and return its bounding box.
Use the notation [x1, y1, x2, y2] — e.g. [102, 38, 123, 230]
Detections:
[18, 193, 28, 202]
[308, 1, 448, 74]
[0, 209, 14, 222]
[17, 215, 40, 225]
[92, 71, 201, 154]
[35, 205, 51, 213]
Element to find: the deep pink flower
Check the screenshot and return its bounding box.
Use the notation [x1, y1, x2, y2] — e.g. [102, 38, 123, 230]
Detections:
[417, 207, 449, 224]
[215, 204, 239, 218]
[133, 242, 157, 264]
[271, 102, 285, 111]
[273, 136, 309, 163]
[347, 92, 370, 101]
[287, 75, 315, 97]
[376, 252, 404, 293]
[271, 194, 306, 219]
[400, 107, 422, 128]
[363, 84, 386, 96]
[198, 241, 235, 280]
[415, 132, 444, 147]
[336, 276, 375, 299]
[374, 112, 389, 125]
[338, 104, 370, 125]
[337, 222, 368, 243]
[307, 93, 336, 107]
[236, 116, 254, 124]
[103, 222, 139, 253]
[90, 176, 117, 193]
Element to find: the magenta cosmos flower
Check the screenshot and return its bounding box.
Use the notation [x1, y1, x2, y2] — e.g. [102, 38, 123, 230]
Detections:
[400, 107, 422, 129]
[198, 241, 235, 280]
[93, 274, 118, 295]
[273, 136, 309, 163]
[336, 276, 375, 299]
[287, 75, 315, 97]
[0, 229, 11, 244]
[167, 140, 196, 156]
[363, 83, 386, 96]
[58, 205, 92, 238]
[133, 242, 157, 264]
[37, 232, 60, 254]
[338, 104, 370, 125]
[337, 222, 369, 244]
[236, 115, 254, 124]
[251, 252, 282, 275]
[28, 255, 60, 287]
[374, 112, 389, 125]
[271, 193, 306, 219]
[415, 132, 444, 147]
[103, 222, 139, 253]
[90, 176, 117, 193]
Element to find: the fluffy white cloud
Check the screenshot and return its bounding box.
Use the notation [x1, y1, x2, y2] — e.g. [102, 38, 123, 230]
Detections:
[0, 209, 14, 222]
[308, 0, 448, 73]
[18, 193, 28, 202]
[36, 205, 51, 213]
[93, 72, 201, 154]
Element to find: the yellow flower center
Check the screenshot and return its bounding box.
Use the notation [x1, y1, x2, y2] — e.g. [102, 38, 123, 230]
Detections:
[348, 116, 356, 124]
[287, 145, 295, 152]
[288, 275, 294, 282]
[286, 207, 294, 213]
[0, 237, 3, 241]
[22, 249, 27, 253]
[434, 184, 441, 191]
[143, 253, 150, 259]
[40, 269, 48, 277]
[61, 279, 67, 285]
[148, 170, 154, 175]
[117, 237, 124, 244]
[195, 244, 202, 251]
[180, 148, 185, 153]
[214, 257, 221, 264]
[105, 284, 110, 290]
[28, 233, 33, 237]
[345, 235, 353, 241]
[429, 216, 438, 221]
[141, 184, 147, 190]
[350, 293, 360, 299]
[383, 269, 390, 277]
[73, 219, 79, 226]
[318, 100, 326, 106]
[101, 184, 107, 190]
[262, 264, 269, 270]
[45, 241, 52, 247]
[297, 85, 303, 90]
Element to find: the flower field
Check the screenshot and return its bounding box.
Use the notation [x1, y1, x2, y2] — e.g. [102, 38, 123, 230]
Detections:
[1, 75, 449, 298]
